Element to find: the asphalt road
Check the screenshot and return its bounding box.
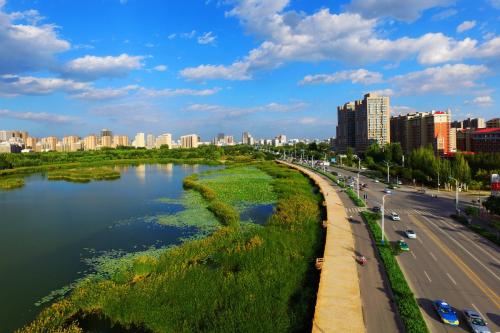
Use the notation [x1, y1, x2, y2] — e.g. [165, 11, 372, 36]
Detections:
[329, 165, 500, 333]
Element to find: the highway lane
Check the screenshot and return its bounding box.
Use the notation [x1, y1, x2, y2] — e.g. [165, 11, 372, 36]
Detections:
[329, 165, 500, 333]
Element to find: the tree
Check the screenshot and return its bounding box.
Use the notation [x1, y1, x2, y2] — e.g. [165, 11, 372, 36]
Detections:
[390, 143, 403, 165]
[453, 153, 471, 184]
[346, 146, 354, 166]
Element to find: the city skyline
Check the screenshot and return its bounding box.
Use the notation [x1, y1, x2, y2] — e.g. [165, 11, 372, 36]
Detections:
[0, 0, 499, 139]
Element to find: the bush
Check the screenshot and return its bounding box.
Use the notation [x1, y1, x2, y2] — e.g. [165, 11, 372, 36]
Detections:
[361, 211, 429, 333]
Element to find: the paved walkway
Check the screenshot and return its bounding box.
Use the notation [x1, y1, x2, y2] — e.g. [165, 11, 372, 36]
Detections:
[279, 161, 365, 333]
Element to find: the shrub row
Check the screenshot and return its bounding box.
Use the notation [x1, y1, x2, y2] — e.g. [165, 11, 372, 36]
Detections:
[361, 211, 429, 333]
[451, 213, 500, 246]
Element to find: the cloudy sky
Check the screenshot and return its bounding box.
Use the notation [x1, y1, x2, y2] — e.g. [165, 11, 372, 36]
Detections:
[0, 0, 499, 140]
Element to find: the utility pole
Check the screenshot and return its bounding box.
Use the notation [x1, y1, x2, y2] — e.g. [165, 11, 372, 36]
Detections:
[402, 155, 405, 168]
[357, 171, 360, 199]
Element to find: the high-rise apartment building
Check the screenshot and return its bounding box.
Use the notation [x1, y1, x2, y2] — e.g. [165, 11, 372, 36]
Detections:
[63, 136, 79, 145]
[452, 117, 485, 130]
[457, 127, 500, 153]
[83, 135, 98, 150]
[146, 134, 155, 149]
[336, 102, 356, 153]
[336, 93, 390, 153]
[25, 137, 38, 149]
[390, 110, 451, 155]
[40, 136, 58, 151]
[132, 133, 146, 148]
[0, 130, 28, 142]
[486, 118, 500, 128]
[101, 135, 112, 148]
[101, 129, 112, 138]
[180, 134, 199, 148]
[155, 133, 172, 149]
[242, 132, 255, 145]
[113, 135, 129, 147]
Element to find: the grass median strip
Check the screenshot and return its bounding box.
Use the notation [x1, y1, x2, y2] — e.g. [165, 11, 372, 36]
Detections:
[361, 211, 429, 333]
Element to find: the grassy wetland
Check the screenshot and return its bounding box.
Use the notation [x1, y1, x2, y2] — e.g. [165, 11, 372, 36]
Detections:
[47, 167, 121, 183]
[0, 177, 25, 189]
[19, 162, 325, 333]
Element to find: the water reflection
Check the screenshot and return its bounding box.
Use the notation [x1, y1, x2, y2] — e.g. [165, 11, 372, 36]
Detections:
[135, 164, 146, 182]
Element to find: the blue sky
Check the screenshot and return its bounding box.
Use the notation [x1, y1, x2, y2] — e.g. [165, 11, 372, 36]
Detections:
[0, 0, 499, 140]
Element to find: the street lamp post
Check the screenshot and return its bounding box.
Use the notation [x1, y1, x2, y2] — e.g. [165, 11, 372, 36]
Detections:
[385, 161, 390, 183]
[450, 176, 459, 214]
[357, 171, 360, 199]
[381, 193, 390, 245]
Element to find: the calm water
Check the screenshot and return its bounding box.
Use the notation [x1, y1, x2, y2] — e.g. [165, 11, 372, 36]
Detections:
[0, 164, 222, 332]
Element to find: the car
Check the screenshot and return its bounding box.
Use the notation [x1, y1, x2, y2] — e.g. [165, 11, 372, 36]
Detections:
[405, 230, 416, 239]
[362, 183, 368, 188]
[372, 206, 381, 213]
[374, 179, 380, 183]
[463, 309, 491, 333]
[384, 188, 392, 194]
[397, 180, 403, 185]
[391, 212, 400, 221]
[398, 240, 410, 251]
[433, 300, 459, 326]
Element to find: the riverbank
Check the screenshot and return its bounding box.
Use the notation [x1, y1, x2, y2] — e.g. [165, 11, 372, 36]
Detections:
[18, 161, 325, 332]
[0, 177, 25, 189]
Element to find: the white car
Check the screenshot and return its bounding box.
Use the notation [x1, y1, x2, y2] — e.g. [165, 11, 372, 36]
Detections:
[374, 179, 380, 183]
[384, 188, 392, 194]
[405, 230, 417, 239]
[391, 212, 400, 221]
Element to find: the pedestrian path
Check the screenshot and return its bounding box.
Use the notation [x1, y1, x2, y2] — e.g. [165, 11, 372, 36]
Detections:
[278, 161, 365, 333]
[345, 207, 436, 216]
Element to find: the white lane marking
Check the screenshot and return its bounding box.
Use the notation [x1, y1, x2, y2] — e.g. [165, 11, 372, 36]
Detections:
[432, 215, 500, 265]
[446, 273, 458, 285]
[421, 215, 500, 282]
[424, 270, 432, 282]
[429, 252, 437, 261]
[471, 304, 486, 321]
[417, 237, 423, 245]
[411, 251, 417, 259]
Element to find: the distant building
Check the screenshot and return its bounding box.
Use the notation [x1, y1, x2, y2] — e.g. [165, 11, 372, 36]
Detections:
[457, 127, 500, 153]
[0, 130, 28, 142]
[452, 117, 485, 130]
[83, 135, 98, 150]
[486, 118, 500, 128]
[101, 135, 112, 148]
[0, 141, 22, 153]
[132, 133, 146, 148]
[40, 136, 58, 151]
[25, 137, 38, 149]
[101, 129, 112, 138]
[180, 134, 199, 148]
[146, 134, 155, 149]
[337, 93, 390, 153]
[113, 135, 129, 147]
[155, 133, 172, 149]
[242, 131, 254, 145]
[390, 110, 451, 155]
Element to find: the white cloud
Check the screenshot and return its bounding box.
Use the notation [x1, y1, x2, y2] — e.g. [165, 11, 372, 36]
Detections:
[182, 2, 500, 81]
[390, 63, 487, 95]
[181, 30, 196, 39]
[185, 101, 307, 117]
[154, 65, 167, 72]
[300, 69, 382, 85]
[62, 54, 144, 81]
[0, 74, 88, 96]
[457, 20, 476, 33]
[345, 0, 454, 22]
[137, 87, 221, 98]
[431, 8, 458, 21]
[197, 31, 217, 45]
[370, 88, 394, 96]
[392, 105, 416, 115]
[298, 117, 318, 125]
[0, 109, 80, 124]
[489, 0, 500, 9]
[167, 33, 177, 40]
[71, 85, 139, 101]
[472, 95, 493, 107]
[0, 2, 70, 74]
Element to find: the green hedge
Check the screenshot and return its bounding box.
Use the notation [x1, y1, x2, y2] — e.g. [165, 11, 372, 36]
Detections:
[361, 211, 429, 333]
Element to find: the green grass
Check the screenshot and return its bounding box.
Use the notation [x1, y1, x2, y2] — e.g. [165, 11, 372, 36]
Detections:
[19, 162, 324, 333]
[361, 211, 429, 333]
[47, 167, 121, 183]
[0, 177, 25, 189]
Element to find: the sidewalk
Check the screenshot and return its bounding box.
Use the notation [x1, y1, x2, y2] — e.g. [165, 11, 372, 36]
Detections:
[279, 161, 365, 333]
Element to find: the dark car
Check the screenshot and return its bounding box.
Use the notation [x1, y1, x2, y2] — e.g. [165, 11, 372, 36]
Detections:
[372, 206, 381, 212]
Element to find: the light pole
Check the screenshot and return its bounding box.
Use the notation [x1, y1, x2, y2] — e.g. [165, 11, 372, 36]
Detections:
[450, 176, 459, 214]
[437, 171, 440, 192]
[357, 171, 360, 199]
[384, 161, 390, 183]
[381, 193, 390, 245]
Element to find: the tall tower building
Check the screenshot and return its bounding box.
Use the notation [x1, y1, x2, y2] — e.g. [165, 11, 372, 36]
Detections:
[132, 133, 146, 148]
[155, 133, 172, 149]
[355, 93, 390, 152]
[336, 102, 356, 153]
[180, 134, 199, 148]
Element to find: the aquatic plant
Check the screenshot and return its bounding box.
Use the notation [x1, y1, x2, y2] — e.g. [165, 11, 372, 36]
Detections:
[0, 177, 25, 189]
[47, 167, 121, 183]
